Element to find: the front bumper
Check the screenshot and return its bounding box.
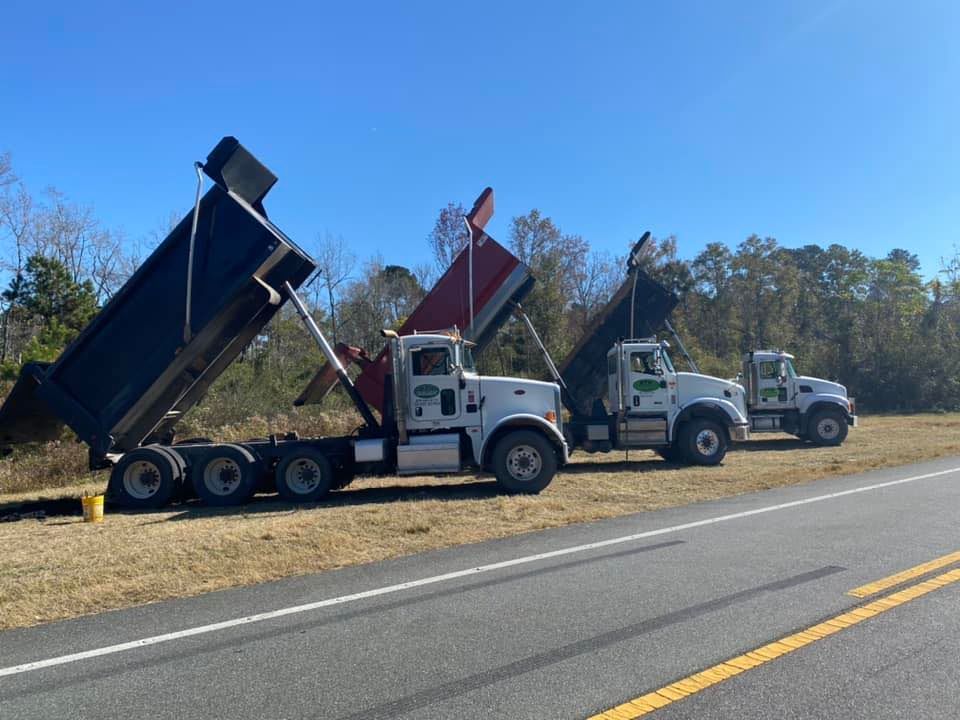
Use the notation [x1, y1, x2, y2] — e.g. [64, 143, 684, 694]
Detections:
[731, 424, 750, 442]
[848, 414, 858, 428]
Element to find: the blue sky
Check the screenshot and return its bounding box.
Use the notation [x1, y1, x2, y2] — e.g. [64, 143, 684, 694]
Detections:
[2, 1, 958, 277]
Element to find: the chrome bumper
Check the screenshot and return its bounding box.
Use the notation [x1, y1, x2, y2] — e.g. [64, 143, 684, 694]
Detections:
[849, 414, 858, 428]
[732, 424, 750, 442]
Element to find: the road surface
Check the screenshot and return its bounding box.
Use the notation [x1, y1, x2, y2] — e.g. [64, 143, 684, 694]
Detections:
[2, 455, 960, 719]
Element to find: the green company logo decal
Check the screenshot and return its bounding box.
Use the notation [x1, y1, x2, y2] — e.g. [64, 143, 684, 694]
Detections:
[414, 384, 440, 399]
[633, 379, 661, 393]
[760, 387, 780, 399]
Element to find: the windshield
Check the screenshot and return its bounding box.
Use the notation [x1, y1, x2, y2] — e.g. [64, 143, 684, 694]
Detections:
[661, 348, 676, 374]
[785, 358, 797, 378]
[461, 345, 477, 372]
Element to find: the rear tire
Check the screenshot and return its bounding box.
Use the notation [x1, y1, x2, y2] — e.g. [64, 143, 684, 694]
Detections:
[492, 430, 557, 494]
[110, 447, 181, 509]
[806, 408, 848, 446]
[679, 419, 728, 466]
[275, 451, 334, 502]
[192, 444, 258, 506]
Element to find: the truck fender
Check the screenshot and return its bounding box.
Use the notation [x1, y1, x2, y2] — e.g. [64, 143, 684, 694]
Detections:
[478, 414, 569, 468]
[671, 398, 748, 441]
[797, 393, 851, 418]
[799, 397, 853, 433]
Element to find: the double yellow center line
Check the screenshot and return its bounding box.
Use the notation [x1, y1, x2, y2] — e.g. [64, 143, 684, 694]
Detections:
[589, 551, 960, 719]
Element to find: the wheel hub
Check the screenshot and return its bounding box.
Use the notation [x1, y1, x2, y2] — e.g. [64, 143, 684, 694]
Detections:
[204, 458, 242, 496]
[122, 460, 162, 500]
[695, 429, 719, 456]
[817, 418, 839, 440]
[505, 445, 542, 481]
[286, 459, 321, 494]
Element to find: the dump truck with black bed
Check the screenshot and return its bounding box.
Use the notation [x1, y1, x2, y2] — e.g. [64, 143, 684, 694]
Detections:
[0, 140, 567, 509]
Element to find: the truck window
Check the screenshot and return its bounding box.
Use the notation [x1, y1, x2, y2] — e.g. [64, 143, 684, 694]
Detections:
[413, 348, 451, 376]
[759, 361, 778, 379]
[630, 351, 656, 375]
[607, 353, 617, 376]
[661, 348, 675, 374]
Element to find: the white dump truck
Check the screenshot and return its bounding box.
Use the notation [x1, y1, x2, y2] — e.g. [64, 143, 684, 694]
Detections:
[565, 336, 750, 464]
[737, 350, 857, 445]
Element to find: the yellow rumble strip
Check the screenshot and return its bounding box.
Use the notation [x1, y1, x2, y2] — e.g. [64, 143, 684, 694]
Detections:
[587, 565, 960, 719]
[846, 549, 960, 598]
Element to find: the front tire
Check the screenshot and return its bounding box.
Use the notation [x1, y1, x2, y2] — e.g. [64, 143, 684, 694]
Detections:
[679, 419, 728, 465]
[807, 408, 848, 446]
[192, 444, 258, 506]
[492, 430, 557, 494]
[275, 451, 334, 502]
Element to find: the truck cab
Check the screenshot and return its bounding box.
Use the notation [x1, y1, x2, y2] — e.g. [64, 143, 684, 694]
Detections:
[566, 339, 749, 465]
[740, 351, 857, 445]
[385, 331, 568, 492]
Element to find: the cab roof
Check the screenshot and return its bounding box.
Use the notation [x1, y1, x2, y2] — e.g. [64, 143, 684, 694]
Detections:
[747, 350, 795, 362]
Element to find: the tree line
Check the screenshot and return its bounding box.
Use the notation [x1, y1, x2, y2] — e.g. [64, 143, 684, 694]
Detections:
[2, 151, 957, 426]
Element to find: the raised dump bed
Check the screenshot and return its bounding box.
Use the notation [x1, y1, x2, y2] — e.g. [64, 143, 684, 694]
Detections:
[0, 137, 316, 459]
[295, 187, 535, 414]
[558, 234, 678, 418]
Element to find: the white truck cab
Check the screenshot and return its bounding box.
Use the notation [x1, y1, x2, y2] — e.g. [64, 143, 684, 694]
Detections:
[385, 331, 568, 492]
[740, 351, 857, 445]
[566, 339, 749, 465]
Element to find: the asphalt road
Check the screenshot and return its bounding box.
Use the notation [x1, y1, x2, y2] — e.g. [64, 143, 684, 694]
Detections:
[2, 455, 960, 719]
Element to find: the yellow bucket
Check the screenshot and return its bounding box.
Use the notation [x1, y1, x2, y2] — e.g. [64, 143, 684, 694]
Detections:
[81, 495, 105, 523]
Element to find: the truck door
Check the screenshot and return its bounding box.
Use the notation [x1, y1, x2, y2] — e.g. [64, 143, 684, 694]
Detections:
[407, 345, 461, 423]
[626, 348, 670, 414]
[755, 359, 790, 408]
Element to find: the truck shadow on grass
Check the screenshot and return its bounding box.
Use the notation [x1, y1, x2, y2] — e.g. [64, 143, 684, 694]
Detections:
[153, 479, 506, 522]
[733, 438, 812, 452]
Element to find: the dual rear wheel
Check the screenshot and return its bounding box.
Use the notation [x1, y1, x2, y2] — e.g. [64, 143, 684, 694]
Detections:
[111, 444, 338, 509]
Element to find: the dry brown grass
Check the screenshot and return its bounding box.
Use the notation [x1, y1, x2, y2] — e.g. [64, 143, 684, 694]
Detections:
[1, 413, 959, 631]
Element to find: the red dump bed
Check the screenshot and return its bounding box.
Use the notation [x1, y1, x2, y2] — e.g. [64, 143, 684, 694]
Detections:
[297, 188, 534, 414]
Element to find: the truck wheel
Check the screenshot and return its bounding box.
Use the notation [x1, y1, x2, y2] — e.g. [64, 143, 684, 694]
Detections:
[192, 444, 258, 506]
[492, 430, 557, 494]
[807, 408, 848, 446]
[275, 451, 334, 502]
[680, 419, 728, 466]
[110, 447, 181, 509]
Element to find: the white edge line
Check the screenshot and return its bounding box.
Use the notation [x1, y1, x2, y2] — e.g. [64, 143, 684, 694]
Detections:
[1, 465, 957, 679]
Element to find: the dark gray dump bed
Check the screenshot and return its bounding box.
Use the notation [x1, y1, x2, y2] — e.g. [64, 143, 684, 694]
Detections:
[0, 138, 316, 456]
[558, 238, 678, 418]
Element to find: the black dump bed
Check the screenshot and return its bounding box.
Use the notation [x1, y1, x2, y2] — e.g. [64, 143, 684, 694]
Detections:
[558, 235, 678, 419]
[0, 138, 316, 456]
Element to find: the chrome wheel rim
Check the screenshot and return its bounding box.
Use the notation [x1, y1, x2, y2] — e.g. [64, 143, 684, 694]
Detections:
[505, 445, 542, 482]
[203, 457, 243, 496]
[284, 458, 322, 495]
[817, 417, 840, 440]
[122, 460, 162, 500]
[695, 429, 720, 457]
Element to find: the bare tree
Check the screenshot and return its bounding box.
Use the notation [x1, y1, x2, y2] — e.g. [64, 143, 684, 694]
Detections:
[0, 153, 14, 189]
[570, 246, 618, 336]
[412, 262, 435, 293]
[427, 202, 468, 271]
[312, 233, 355, 343]
[31, 189, 126, 302]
